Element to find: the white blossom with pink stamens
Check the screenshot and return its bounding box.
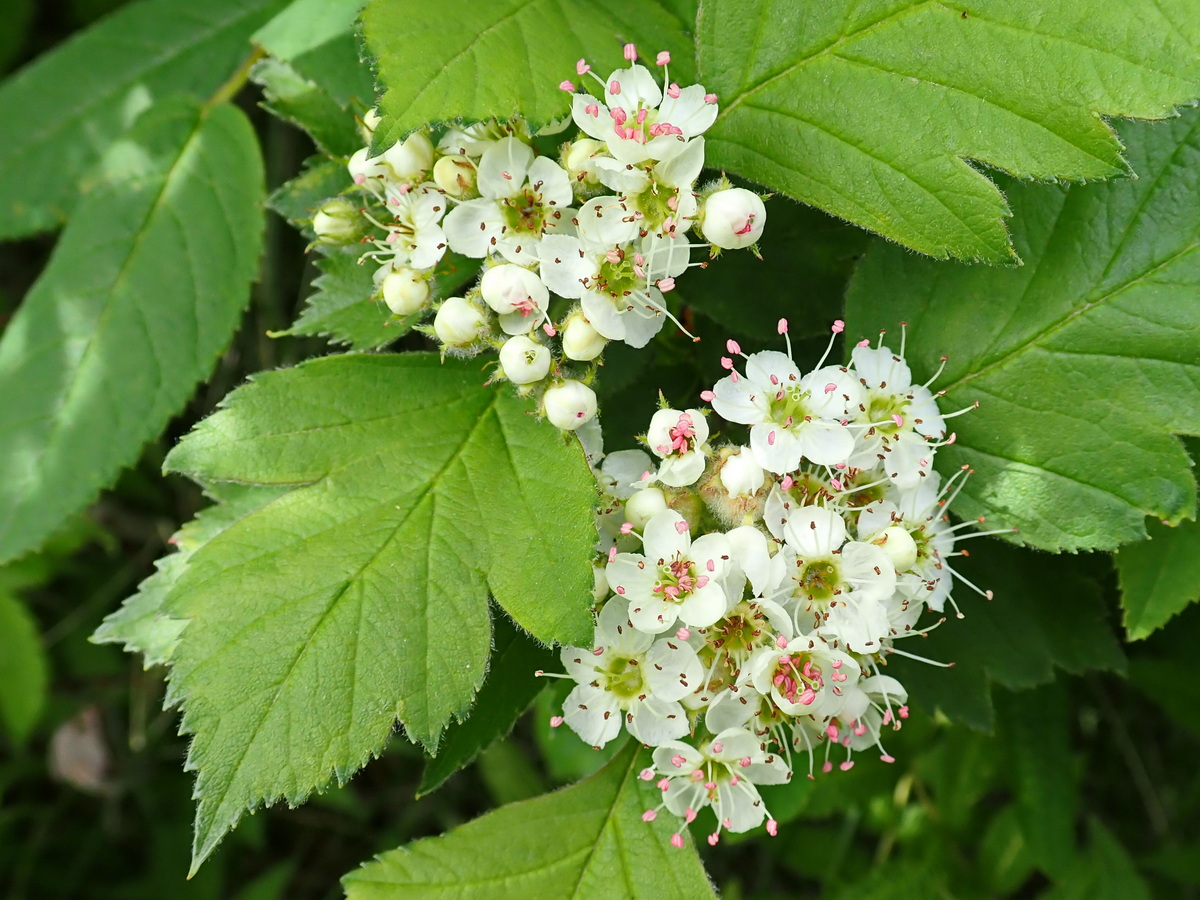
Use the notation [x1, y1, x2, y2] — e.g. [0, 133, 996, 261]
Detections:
[647, 407, 709, 487]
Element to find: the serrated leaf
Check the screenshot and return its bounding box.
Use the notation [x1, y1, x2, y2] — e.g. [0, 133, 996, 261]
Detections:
[343, 742, 715, 900]
[252, 57, 362, 156]
[699, 0, 1200, 262]
[0, 591, 48, 744]
[1116, 516, 1200, 640]
[889, 543, 1124, 731]
[253, 0, 373, 108]
[267, 156, 352, 225]
[845, 113, 1200, 551]
[0, 0, 282, 241]
[282, 249, 478, 350]
[418, 617, 555, 797]
[0, 99, 265, 565]
[92, 484, 289, 668]
[362, 0, 697, 148]
[160, 354, 596, 871]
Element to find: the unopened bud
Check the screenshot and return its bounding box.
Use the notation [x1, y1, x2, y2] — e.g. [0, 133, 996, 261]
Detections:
[624, 487, 668, 529]
[433, 154, 477, 197]
[718, 447, 765, 497]
[380, 267, 430, 316]
[564, 138, 605, 186]
[480, 264, 548, 330]
[359, 107, 382, 141]
[499, 335, 551, 384]
[561, 312, 607, 361]
[383, 131, 434, 181]
[433, 296, 487, 348]
[702, 187, 766, 249]
[311, 198, 360, 243]
[873, 526, 918, 573]
[543, 379, 598, 431]
[347, 147, 388, 185]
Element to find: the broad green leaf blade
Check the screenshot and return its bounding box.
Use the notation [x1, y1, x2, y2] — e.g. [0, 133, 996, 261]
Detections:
[699, 0, 1200, 262]
[418, 617, 555, 797]
[253, 0, 373, 107]
[343, 743, 715, 900]
[0, 99, 266, 565]
[1116, 517, 1200, 640]
[160, 354, 595, 870]
[0, 0, 282, 241]
[92, 484, 290, 667]
[0, 591, 48, 744]
[251, 57, 363, 156]
[280, 249, 478, 350]
[845, 113, 1200, 551]
[1041, 822, 1152, 900]
[267, 156, 352, 225]
[362, 0, 697, 147]
[890, 543, 1124, 731]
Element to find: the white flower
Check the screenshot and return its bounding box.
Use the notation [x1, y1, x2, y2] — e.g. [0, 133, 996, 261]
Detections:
[570, 63, 717, 166]
[710, 352, 863, 474]
[599, 449, 653, 501]
[381, 131, 434, 182]
[647, 408, 708, 487]
[747, 632, 862, 719]
[702, 187, 766, 249]
[443, 136, 576, 265]
[718, 446, 765, 498]
[498, 335, 551, 384]
[543, 380, 598, 431]
[380, 267, 429, 315]
[433, 296, 488, 348]
[606, 509, 730, 634]
[367, 185, 447, 271]
[479, 263, 549, 334]
[348, 147, 389, 186]
[650, 728, 788, 837]
[560, 599, 702, 747]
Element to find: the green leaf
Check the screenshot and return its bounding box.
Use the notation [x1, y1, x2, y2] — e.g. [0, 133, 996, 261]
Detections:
[0, 0, 282, 241]
[0, 591, 48, 744]
[267, 156, 352, 225]
[699, 0, 1200, 262]
[1116, 516, 1200, 640]
[252, 57, 363, 156]
[280, 249, 478, 350]
[1040, 821, 1151, 900]
[92, 484, 289, 668]
[362, 0, 697, 148]
[0, 98, 266, 565]
[418, 617, 555, 797]
[253, 0, 374, 108]
[159, 354, 596, 871]
[845, 113, 1200, 551]
[343, 742, 715, 899]
[890, 543, 1124, 731]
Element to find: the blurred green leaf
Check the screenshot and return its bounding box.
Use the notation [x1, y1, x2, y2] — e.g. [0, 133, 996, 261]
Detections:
[252, 57, 362, 156]
[1040, 821, 1151, 900]
[0, 591, 48, 744]
[253, 0, 373, 107]
[1116, 516, 1200, 640]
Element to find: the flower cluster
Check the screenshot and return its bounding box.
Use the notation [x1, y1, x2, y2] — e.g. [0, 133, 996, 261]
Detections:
[311, 45, 767, 434]
[552, 324, 1008, 847]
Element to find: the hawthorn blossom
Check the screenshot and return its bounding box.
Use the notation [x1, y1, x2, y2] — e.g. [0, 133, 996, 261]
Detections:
[647, 407, 709, 487]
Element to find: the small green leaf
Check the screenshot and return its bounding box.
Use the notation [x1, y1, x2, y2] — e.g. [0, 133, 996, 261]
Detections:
[253, 0, 373, 107]
[160, 354, 596, 871]
[362, 0, 697, 147]
[699, 0, 1200, 262]
[0, 0, 283, 240]
[418, 617, 555, 797]
[0, 591, 48, 744]
[343, 743, 715, 899]
[281, 249, 478, 350]
[0, 98, 266, 565]
[267, 156, 352, 225]
[845, 113, 1200, 551]
[1041, 821, 1152, 900]
[252, 57, 362, 156]
[1116, 517, 1200, 640]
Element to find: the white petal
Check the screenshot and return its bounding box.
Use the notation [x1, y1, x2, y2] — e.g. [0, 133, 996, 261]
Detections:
[597, 595, 653, 654]
[644, 637, 703, 702]
[627, 695, 689, 745]
[782, 506, 845, 558]
[594, 157, 651, 194]
[678, 582, 727, 628]
[629, 596, 678, 634]
[711, 375, 769, 426]
[749, 422, 804, 475]
[537, 234, 595, 299]
[657, 84, 718, 138]
[527, 155, 574, 208]
[477, 136, 533, 199]
[605, 64, 663, 110]
[571, 94, 611, 142]
[652, 137, 705, 188]
[657, 452, 705, 487]
[717, 780, 765, 832]
[851, 345, 912, 392]
[643, 509, 691, 561]
[796, 421, 855, 467]
[443, 199, 504, 257]
[746, 350, 802, 388]
[577, 196, 640, 247]
[563, 684, 622, 747]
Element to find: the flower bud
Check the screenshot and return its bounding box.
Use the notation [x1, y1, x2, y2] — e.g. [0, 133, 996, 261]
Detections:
[359, 107, 382, 141]
[718, 447, 765, 497]
[701, 187, 766, 249]
[592, 564, 609, 603]
[873, 526, 919, 573]
[499, 335, 551, 384]
[624, 487, 667, 529]
[311, 198, 361, 243]
[380, 267, 430, 316]
[348, 147, 388, 185]
[433, 296, 488, 348]
[383, 131, 434, 181]
[433, 154, 477, 197]
[480, 264, 549, 333]
[561, 312, 607, 361]
[543, 379, 598, 431]
[563, 138, 605, 186]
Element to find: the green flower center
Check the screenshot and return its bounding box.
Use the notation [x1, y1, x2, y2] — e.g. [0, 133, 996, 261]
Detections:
[767, 383, 811, 429]
[795, 559, 839, 602]
[602, 656, 644, 699]
[501, 188, 549, 235]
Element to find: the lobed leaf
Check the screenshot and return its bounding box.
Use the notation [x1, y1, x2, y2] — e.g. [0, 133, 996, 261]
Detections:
[0, 98, 265, 564]
[159, 354, 596, 871]
[343, 742, 715, 899]
[0, 0, 283, 241]
[699, 0, 1200, 262]
[845, 113, 1200, 551]
[1116, 516, 1200, 640]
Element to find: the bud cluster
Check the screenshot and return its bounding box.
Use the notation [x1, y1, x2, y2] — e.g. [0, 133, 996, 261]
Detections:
[312, 46, 768, 433]
[551, 325, 1007, 848]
